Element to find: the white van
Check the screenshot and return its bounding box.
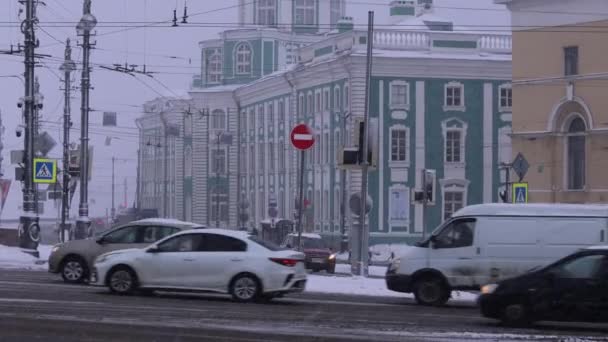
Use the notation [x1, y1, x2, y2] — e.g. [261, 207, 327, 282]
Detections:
[386, 203, 608, 306]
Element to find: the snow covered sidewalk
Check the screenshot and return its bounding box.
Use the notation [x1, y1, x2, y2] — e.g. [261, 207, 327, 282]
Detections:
[306, 274, 478, 303]
[0, 244, 52, 271]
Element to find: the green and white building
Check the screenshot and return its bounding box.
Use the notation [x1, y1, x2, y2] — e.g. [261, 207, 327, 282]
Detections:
[137, 0, 513, 245]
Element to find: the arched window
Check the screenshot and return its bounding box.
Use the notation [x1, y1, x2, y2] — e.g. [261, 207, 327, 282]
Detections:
[566, 116, 586, 190]
[207, 52, 222, 84]
[235, 43, 252, 74]
[184, 145, 193, 178]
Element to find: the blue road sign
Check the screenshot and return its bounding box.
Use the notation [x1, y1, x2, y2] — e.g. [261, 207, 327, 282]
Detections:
[512, 183, 528, 204]
[33, 158, 57, 184]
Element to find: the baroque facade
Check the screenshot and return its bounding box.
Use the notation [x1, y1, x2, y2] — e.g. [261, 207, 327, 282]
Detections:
[137, 0, 513, 244]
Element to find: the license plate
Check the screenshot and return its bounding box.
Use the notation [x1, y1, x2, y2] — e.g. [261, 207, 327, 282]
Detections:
[312, 258, 324, 263]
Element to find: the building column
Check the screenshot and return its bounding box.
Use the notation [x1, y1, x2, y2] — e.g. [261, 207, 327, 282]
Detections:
[414, 81, 425, 233]
[483, 83, 494, 203]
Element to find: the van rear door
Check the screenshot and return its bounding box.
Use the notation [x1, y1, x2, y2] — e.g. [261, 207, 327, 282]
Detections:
[541, 217, 607, 260]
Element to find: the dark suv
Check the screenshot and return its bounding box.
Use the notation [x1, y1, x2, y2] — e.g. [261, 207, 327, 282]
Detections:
[281, 233, 336, 273]
[479, 246, 608, 326]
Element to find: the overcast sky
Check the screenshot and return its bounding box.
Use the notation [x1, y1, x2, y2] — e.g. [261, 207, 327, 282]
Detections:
[0, 0, 509, 220]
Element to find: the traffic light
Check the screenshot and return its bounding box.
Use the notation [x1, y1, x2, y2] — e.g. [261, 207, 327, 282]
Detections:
[352, 117, 378, 169]
[423, 169, 436, 205]
[499, 189, 508, 203]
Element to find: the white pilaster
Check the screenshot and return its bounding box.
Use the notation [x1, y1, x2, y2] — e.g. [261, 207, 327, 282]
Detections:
[483, 83, 494, 203]
[414, 81, 425, 234]
[378, 81, 384, 232]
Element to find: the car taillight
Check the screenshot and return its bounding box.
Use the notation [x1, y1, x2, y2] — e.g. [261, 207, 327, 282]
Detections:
[269, 258, 300, 267]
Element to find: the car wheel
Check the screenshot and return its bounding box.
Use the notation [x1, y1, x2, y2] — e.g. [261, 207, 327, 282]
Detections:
[61, 256, 88, 284]
[230, 274, 261, 303]
[413, 276, 450, 306]
[502, 303, 531, 327]
[108, 267, 138, 295]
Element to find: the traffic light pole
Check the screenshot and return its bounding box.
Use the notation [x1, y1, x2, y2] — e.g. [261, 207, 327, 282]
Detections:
[60, 39, 76, 242]
[355, 11, 374, 277]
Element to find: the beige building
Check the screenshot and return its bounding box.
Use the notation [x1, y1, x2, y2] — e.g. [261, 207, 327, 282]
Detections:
[498, 0, 608, 203]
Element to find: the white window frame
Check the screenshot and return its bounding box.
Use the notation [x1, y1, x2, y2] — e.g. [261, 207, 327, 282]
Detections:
[249, 108, 255, 131]
[268, 142, 275, 171]
[389, 124, 410, 167]
[334, 187, 341, 220]
[315, 90, 322, 113]
[295, 0, 316, 26]
[389, 184, 410, 231]
[207, 51, 222, 84]
[498, 83, 512, 112]
[440, 180, 469, 221]
[343, 84, 350, 110]
[562, 113, 587, 191]
[211, 109, 227, 131]
[389, 80, 410, 110]
[333, 86, 341, 111]
[443, 81, 466, 112]
[307, 92, 314, 115]
[210, 192, 229, 223]
[323, 88, 330, 111]
[211, 147, 228, 174]
[298, 93, 305, 116]
[330, 0, 343, 26]
[323, 190, 329, 221]
[235, 42, 252, 75]
[184, 145, 193, 178]
[257, 0, 277, 26]
[441, 118, 468, 166]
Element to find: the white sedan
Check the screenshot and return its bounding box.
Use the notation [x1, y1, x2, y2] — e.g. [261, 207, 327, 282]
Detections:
[90, 229, 307, 302]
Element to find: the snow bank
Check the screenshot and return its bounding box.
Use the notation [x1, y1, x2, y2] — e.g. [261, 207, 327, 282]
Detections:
[0, 244, 52, 270]
[335, 264, 387, 277]
[306, 274, 478, 303]
[336, 243, 412, 264]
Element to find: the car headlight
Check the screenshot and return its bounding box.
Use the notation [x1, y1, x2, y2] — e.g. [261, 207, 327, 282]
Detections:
[51, 246, 61, 254]
[328, 253, 336, 260]
[481, 284, 498, 295]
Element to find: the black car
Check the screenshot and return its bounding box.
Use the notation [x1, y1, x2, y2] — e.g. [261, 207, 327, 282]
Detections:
[478, 246, 608, 326]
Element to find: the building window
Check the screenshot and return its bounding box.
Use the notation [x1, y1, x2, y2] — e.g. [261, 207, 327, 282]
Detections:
[315, 134, 321, 164]
[268, 103, 274, 128]
[307, 93, 313, 115]
[259, 144, 265, 171]
[330, 0, 342, 27]
[334, 131, 341, 161]
[279, 190, 285, 217]
[390, 127, 407, 162]
[315, 190, 321, 221]
[268, 142, 275, 171]
[344, 84, 350, 109]
[499, 84, 512, 111]
[278, 140, 285, 171]
[257, 106, 264, 130]
[210, 192, 229, 223]
[184, 145, 192, 178]
[211, 109, 226, 130]
[444, 82, 465, 110]
[257, 0, 276, 26]
[334, 86, 341, 110]
[390, 186, 409, 222]
[207, 52, 222, 84]
[211, 149, 227, 174]
[240, 145, 247, 173]
[323, 190, 329, 221]
[444, 191, 464, 220]
[278, 100, 285, 122]
[445, 130, 462, 163]
[315, 91, 321, 113]
[390, 81, 409, 109]
[259, 192, 265, 218]
[249, 109, 255, 131]
[295, 0, 316, 26]
[298, 94, 304, 116]
[564, 46, 579, 76]
[249, 145, 255, 171]
[235, 43, 252, 74]
[323, 89, 330, 111]
[334, 188, 340, 220]
[566, 116, 586, 190]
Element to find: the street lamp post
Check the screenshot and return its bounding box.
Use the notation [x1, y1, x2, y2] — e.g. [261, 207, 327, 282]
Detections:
[75, 0, 97, 239]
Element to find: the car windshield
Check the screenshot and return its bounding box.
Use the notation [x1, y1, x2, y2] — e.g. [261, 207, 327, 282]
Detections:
[302, 237, 325, 249]
[248, 236, 285, 251]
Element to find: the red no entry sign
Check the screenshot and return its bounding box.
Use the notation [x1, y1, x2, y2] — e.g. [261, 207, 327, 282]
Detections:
[290, 124, 315, 150]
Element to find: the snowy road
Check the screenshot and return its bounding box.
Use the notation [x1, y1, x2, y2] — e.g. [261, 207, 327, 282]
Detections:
[0, 270, 607, 341]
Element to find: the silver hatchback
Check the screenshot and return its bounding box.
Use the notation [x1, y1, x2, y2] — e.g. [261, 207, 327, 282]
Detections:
[48, 218, 205, 283]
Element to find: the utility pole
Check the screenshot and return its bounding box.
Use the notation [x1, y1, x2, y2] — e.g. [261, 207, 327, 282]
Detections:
[356, 11, 375, 277]
[59, 38, 76, 242]
[111, 156, 115, 221]
[18, 0, 41, 257]
[33, 76, 42, 216]
[160, 112, 169, 218]
[340, 111, 351, 254]
[75, 0, 97, 239]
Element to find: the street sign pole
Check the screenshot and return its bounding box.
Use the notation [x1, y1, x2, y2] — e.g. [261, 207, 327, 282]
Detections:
[290, 123, 315, 252]
[296, 151, 305, 252]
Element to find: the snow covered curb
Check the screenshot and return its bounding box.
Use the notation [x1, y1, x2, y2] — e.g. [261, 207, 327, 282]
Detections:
[0, 245, 52, 271]
[305, 274, 478, 302]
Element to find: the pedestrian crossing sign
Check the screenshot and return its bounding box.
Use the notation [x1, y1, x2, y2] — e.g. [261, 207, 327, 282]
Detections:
[33, 158, 57, 184]
[512, 182, 528, 204]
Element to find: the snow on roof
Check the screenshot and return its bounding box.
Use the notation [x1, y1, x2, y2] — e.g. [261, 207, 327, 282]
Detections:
[134, 218, 204, 227]
[287, 233, 322, 239]
[454, 203, 608, 218]
[355, 49, 511, 62]
[389, 12, 456, 32]
[189, 84, 243, 93]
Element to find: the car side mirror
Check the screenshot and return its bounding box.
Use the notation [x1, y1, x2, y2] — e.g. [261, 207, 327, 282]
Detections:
[96, 237, 105, 245]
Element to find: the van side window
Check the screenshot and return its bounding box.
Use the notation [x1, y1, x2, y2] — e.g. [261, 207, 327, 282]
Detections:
[434, 218, 476, 249]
